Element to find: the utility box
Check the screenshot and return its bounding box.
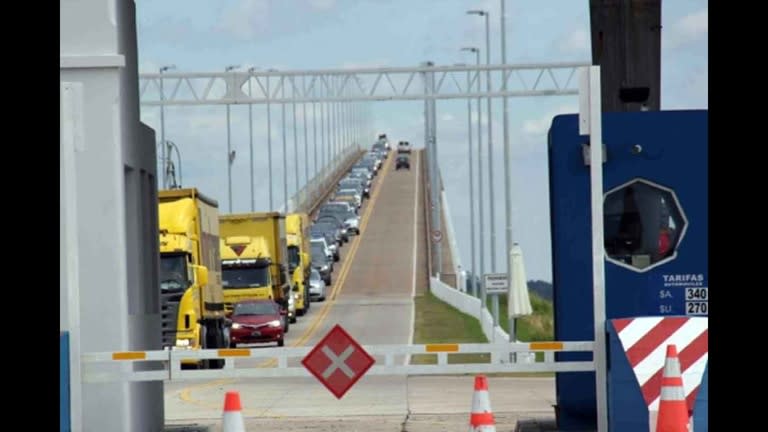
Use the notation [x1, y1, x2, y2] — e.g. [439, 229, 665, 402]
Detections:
[547, 110, 708, 430]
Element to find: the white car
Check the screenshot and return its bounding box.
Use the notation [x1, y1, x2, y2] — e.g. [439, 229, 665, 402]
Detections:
[308, 268, 327, 301]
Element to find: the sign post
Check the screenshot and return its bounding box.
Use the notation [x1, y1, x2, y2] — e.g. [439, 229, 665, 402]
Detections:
[301, 324, 376, 399]
[483, 273, 509, 342]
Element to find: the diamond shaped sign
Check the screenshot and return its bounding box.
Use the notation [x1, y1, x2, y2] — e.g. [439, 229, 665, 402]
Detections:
[301, 324, 375, 399]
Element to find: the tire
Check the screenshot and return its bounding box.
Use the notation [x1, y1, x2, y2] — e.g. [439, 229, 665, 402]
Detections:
[320, 296, 326, 302]
[278, 339, 285, 347]
[290, 314, 297, 324]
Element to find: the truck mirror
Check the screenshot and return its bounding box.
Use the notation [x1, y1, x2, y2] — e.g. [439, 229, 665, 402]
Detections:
[195, 266, 209, 286]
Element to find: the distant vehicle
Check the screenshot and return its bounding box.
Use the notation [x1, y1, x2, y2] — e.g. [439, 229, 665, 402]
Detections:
[397, 141, 411, 154]
[229, 299, 286, 347]
[396, 154, 410, 170]
[308, 268, 327, 302]
[377, 133, 391, 151]
[310, 242, 333, 285]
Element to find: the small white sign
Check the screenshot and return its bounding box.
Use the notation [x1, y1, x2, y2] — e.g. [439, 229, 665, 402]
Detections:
[483, 273, 509, 295]
[685, 287, 708, 301]
[686, 301, 708, 316]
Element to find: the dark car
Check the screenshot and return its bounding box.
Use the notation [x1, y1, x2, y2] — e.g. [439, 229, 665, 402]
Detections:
[396, 155, 410, 170]
[311, 242, 333, 285]
[229, 300, 286, 347]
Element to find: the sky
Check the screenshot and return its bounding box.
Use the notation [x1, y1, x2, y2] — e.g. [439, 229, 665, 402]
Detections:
[135, 0, 708, 282]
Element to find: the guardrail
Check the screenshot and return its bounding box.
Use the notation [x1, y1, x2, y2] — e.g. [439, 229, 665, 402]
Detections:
[280, 144, 362, 214]
[81, 341, 594, 383]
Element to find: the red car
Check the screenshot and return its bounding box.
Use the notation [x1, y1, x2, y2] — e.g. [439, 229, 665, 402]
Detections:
[229, 300, 286, 347]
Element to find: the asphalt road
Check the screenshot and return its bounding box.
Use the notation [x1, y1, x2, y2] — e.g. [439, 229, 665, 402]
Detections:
[163, 149, 558, 431]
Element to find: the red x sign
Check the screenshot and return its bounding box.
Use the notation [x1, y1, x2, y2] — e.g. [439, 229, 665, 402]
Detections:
[301, 324, 376, 399]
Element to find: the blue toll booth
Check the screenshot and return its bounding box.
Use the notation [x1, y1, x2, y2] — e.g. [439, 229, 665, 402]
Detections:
[61, 332, 70, 432]
[547, 110, 708, 431]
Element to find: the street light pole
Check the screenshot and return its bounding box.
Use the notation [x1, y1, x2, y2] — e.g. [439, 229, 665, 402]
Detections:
[469, 9, 498, 326]
[303, 76, 310, 186]
[292, 77, 299, 197]
[248, 67, 258, 212]
[313, 84, 318, 178]
[459, 53, 477, 299]
[225, 64, 240, 213]
[159, 65, 176, 189]
[266, 71, 275, 211]
[500, 0, 517, 345]
[282, 76, 288, 211]
[463, 44, 486, 308]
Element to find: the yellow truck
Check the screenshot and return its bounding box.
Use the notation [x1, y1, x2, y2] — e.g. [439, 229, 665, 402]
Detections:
[219, 212, 296, 324]
[158, 188, 227, 369]
[286, 213, 312, 317]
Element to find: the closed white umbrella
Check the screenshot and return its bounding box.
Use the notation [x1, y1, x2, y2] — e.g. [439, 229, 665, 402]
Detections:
[508, 243, 533, 361]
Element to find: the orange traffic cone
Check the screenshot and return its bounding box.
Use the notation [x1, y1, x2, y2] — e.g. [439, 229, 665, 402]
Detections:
[469, 375, 496, 432]
[222, 391, 246, 432]
[656, 345, 689, 432]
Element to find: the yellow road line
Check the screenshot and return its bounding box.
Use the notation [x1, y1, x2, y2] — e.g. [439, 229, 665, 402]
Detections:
[178, 152, 394, 410]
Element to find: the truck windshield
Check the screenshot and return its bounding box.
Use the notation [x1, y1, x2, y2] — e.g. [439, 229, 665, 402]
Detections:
[222, 266, 270, 289]
[160, 253, 189, 292]
[288, 245, 300, 269]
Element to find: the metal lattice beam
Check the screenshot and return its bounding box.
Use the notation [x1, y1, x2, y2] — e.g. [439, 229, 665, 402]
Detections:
[140, 62, 589, 106]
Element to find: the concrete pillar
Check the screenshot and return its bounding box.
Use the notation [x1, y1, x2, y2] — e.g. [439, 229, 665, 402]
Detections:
[60, 1, 163, 431]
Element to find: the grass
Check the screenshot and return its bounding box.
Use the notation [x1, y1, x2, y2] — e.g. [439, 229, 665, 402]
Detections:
[496, 291, 554, 342]
[410, 291, 490, 365]
[410, 289, 556, 377]
[492, 291, 554, 364]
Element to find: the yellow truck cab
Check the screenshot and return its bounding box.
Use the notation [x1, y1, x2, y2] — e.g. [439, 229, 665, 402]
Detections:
[158, 188, 228, 369]
[219, 212, 296, 323]
[286, 213, 311, 316]
[220, 235, 273, 306]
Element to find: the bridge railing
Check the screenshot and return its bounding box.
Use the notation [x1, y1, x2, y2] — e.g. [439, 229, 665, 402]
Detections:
[279, 144, 363, 214]
[81, 341, 594, 383]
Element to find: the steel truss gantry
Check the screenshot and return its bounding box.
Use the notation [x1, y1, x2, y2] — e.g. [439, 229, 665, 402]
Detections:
[139, 62, 590, 106]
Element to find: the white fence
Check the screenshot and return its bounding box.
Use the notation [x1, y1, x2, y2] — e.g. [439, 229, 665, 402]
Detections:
[440, 189, 463, 288]
[429, 277, 536, 363]
[81, 341, 594, 384]
[278, 144, 362, 213]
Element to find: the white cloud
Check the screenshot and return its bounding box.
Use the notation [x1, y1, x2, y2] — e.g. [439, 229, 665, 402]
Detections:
[558, 29, 590, 55]
[665, 7, 707, 49]
[215, 0, 270, 40]
[308, 0, 337, 11]
[522, 104, 577, 136]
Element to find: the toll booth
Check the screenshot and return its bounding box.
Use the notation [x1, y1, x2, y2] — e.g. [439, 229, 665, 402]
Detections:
[547, 110, 708, 431]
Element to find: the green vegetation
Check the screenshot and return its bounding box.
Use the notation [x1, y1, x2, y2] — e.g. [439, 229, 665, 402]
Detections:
[496, 291, 554, 342]
[410, 291, 489, 365]
[493, 291, 554, 365]
[410, 288, 556, 376]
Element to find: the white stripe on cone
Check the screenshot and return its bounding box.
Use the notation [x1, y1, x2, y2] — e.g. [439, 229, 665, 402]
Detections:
[470, 389, 495, 432]
[223, 411, 245, 432]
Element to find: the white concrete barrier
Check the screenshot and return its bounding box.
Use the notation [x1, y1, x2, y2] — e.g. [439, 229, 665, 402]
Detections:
[430, 277, 535, 363]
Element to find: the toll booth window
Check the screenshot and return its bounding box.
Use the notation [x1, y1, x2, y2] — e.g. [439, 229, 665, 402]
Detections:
[603, 179, 687, 271]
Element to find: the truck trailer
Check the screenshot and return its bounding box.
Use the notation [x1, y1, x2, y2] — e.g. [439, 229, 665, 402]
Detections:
[158, 188, 228, 369]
